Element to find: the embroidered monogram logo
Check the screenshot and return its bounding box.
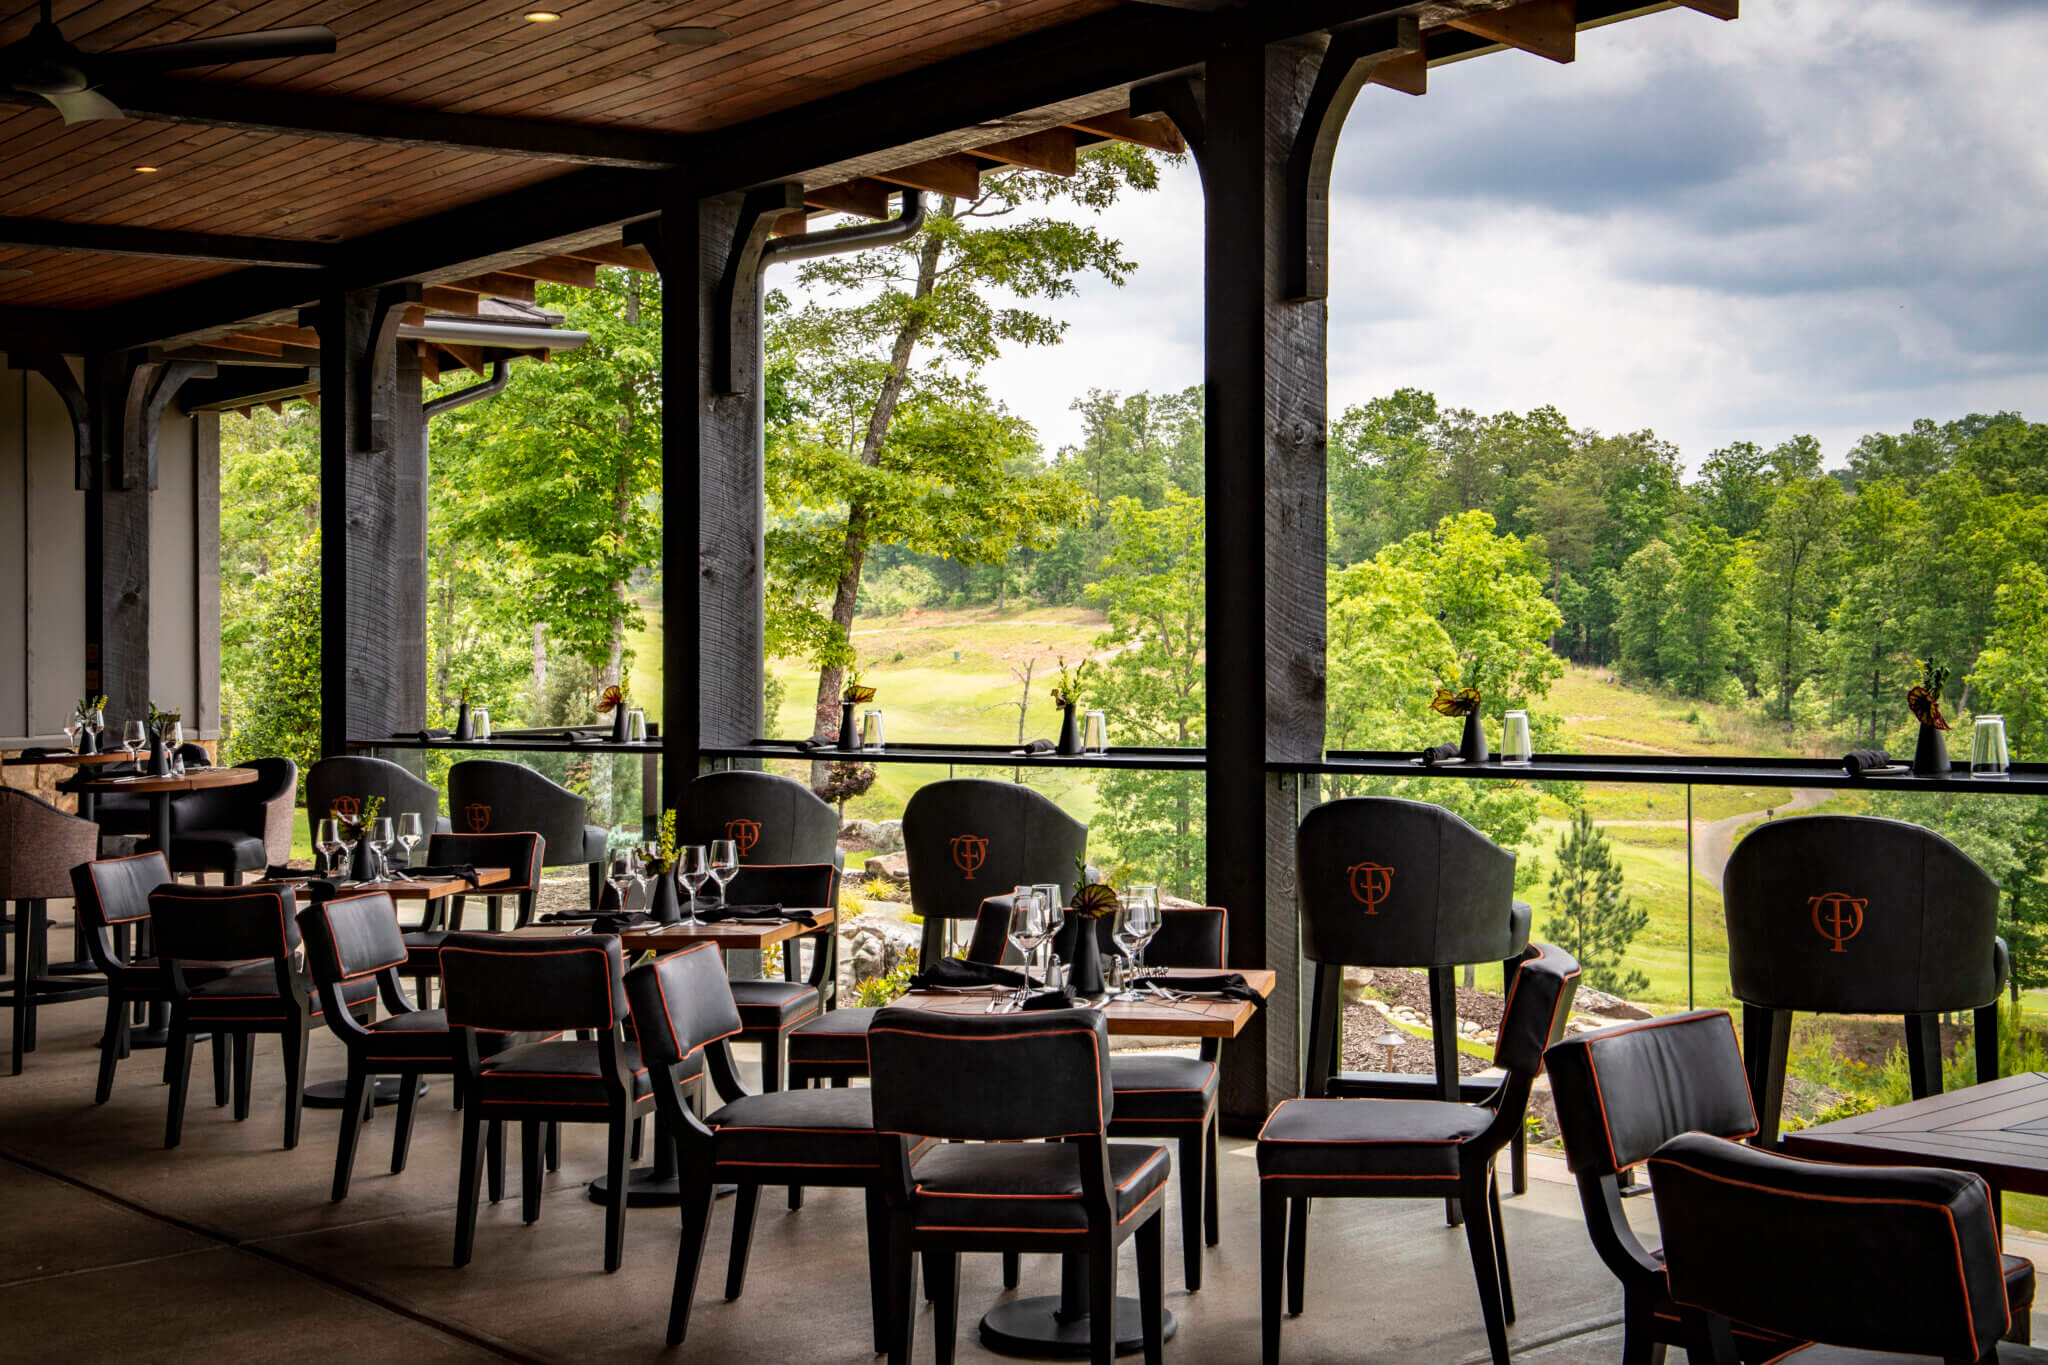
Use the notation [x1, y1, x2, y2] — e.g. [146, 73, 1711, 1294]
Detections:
[464, 803, 492, 834]
[725, 818, 762, 857]
[1348, 862, 1394, 915]
[951, 834, 989, 880]
[1810, 891, 1866, 953]
[330, 795, 360, 821]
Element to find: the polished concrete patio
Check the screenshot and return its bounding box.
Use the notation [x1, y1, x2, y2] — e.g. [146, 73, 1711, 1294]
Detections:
[5, 916, 2042, 1363]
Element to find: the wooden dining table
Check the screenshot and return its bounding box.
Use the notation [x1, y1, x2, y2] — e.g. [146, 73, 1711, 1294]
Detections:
[73, 765, 256, 854]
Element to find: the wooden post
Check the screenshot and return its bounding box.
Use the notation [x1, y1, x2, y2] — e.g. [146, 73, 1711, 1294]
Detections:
[1199, 29, 1337, 1128]
[83, 354, 155, 728]
[313, 285, 426, 757]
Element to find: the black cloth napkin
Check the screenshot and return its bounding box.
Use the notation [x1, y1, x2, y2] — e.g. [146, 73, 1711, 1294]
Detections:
[1421, 742, 1460, 766]
[910, 957, 1029, 991]
[407, 864, 482, 886]
[1011, 739, 1057, 756]
[405, 728, 454, 742]
[1844, 749, 1898, 776]
[691, 903, 817, 927]
[1152, 972, 1265, 1006]
[592, 911, 657, 933]
[1020, 989, 1076, 1011]
[799, 737, 846, 752]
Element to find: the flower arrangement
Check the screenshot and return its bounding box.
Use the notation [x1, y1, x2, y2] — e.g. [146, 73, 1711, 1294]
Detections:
[334, 794, 384, 844]
[1067, 852, 1123, 919]
[74, 693, 106, 721]
[597, 676, 630, 714]
[652, 809, 677, 871]
[1050, 656, 1095, 709]
[1429, 657, 1483, 718]
[145, 702, 183, 740]
[1907, 657, 1951, 731]
[842, 664, 876, 705]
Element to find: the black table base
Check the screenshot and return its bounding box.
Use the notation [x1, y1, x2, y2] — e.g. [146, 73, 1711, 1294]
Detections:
[980, 1297, 1176, 1358]
[303, 1077, 430, 1109]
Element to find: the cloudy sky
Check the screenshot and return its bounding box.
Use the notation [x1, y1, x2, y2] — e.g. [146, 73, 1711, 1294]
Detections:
[890, 0, 2048, 474]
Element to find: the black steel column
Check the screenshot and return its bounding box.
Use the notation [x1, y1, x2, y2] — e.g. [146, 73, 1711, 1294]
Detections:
[314, 286, 425, 757]
[1203, 30, 1334, 1128]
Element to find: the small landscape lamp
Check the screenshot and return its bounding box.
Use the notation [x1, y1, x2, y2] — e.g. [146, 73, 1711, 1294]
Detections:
[1375, 1028, 1404, 1073]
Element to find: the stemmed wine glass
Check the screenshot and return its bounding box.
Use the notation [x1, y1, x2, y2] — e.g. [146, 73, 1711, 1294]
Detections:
[395, 812, 423, 874]
[677, 845, 710, 927]
[1112, 889, 1162, 1002]
[84, 707, 104, 753]
[708, 839, 739, 911]
[1033, 882, 1065, 987]
[121, 720, 145, 766]
[367, 817, 395, 883]
[607, 850, 643, 911]
[1008, 888, 1053, 1005]
[165, 721, 185, 776]
[315, 818, 346, 877]
[62, 714, 82, 752]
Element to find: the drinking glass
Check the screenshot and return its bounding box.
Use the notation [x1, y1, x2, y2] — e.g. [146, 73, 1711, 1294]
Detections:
[396, 812, 423, 871]
[1084, 710, 1108, 753]
[122, 720, 145, 764]
[1502, 710, 1533, 765]
[368, 818, 395, 881]
[85, 708, 104, 751]
[862, 709, 886, 750]
[677, 845, 710, 926]
[1113, 886, 1162, 999]
[708, 839, 739, 909]
[1973, 714, 2011, 778]
[472, 707, 491, 741]
[62, 715, 82, 751]
[626, 708, 647, 742]
[315, 818, 346, 876]
[1008, 889, 1052, 1000]
[607, 851, 641, 911]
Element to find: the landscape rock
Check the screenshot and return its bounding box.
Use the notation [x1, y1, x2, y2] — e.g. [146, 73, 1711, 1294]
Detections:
[840, 818, 904, 854]
[1573, 986, 1653, 1021]
[845, 913, 921, 990]
[862, 851, 910, 886]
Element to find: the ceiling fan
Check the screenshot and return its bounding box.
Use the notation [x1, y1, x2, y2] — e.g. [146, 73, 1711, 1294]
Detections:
[1, 0, 335, 124]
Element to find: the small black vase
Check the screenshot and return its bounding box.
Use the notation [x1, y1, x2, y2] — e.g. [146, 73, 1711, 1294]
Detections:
[1913, 724, 1951, 777]
[648, 867, 681, 924]
[147, 733, 171, 777]
[1459, 710, 1489, 764]
[837, 701, 858, 750]
[348, 839, 374, 882]
[1057, 704, 1083, 756]
[454, 701, 473, 741]
[1067, 920, 1105, 995]
[610, 705, 631, 744]
[77, 726, 97, 755]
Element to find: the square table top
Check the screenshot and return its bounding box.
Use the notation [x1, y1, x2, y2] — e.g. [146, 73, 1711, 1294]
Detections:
[889, 966, 1278, 1039]
[509, 908, 836, 952]
[253, 867, 511, 902]
[1782, 1071, 2048, 1197]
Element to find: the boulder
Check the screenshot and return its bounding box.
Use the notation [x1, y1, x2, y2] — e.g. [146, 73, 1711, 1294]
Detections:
[839, 818, 905, 854]
[1573, 986, 1653, 1021]
[845, 914, 922, 991]
[862, 851, 911, 886]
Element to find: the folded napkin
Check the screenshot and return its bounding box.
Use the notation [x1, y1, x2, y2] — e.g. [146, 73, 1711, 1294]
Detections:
[1010, 739, 1057, 756]
[1020, 989, 1077, 1011]
[1843, 748, 1898, 777]
[406, 864, 482, 886]
[1421, 742, 1460, 766]
[910, 957, 1029, 991]
[1153, 972, 1265, 1006]
[16, 747, 64, 761]
[798, 737, 846, 753]
[692, 903, 817, 927]
[592, 911, 657, 933]
[405, 728, 455, 742]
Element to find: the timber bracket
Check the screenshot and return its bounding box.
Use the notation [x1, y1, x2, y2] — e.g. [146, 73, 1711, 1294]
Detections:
[302, 283, 421, 453]
[122, 357, 216, 490]
[1131, 76, 1207, 173]
[12, 352, 90, 490]
[713, 184, 805, 396]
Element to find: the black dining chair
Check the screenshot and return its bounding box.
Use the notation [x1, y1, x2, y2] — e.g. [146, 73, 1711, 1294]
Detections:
[306, 754, 451, 850]
[446, 760, 608, 911]
[1257, 942, 1580, 1365]
[1, 788, 106, 1074]
[389, 831, 547, 1009]
[1651, 1131, 2046, 1364]
[626, 941, 927, 1347]
[902, 778, 1086, 971]
[149, 881, 377, 1150]
[440, 931, 652, 1272]
[167, 757, 297, 885]
[1725, 814, 2008, 1147]
[1296, 795, 1534, 1213]
[869, 1003, 1170, 1365]
[69, 851, 233, 1105]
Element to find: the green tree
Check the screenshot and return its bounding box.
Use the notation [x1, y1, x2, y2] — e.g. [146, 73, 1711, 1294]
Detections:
[1752, 478, 1845, 718]
[220, 532, 322, 784]
[1616, 538, 1679, 683]
[1821, 478, 1927, 743]
[1543, 807, 1648, 997]
[1657, 524, 1750, 699]
[1328, 387, 1445, 563]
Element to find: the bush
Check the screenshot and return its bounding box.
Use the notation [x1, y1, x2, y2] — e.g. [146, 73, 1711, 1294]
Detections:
[861, 875, 901, 902]
[854, 951, 919, 1007]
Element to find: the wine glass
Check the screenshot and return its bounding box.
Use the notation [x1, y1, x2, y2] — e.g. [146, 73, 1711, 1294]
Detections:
[315, 818, 345, 877]
[708, 839, 739, 910]
[121, 720, 145, 765]
[395, 812, 423, 873]
[368, 817, 395, 882]
[1008, 889, 1053, 1002]
[84, 707, 104, 752]
[677, 845, 710, 926]
[1112, 889, 1162, 1001]
[607, 850, 641, 912]
[62, 714, 82, 752]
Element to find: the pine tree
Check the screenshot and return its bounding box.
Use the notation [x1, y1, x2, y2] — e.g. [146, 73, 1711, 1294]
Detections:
[1542, 808, 1649, 997]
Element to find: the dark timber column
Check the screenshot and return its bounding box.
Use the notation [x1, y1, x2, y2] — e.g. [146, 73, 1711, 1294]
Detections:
[313, 286, 425, 757]
[646, 183, 794, 800]
[1200, 30, 1344, 1128]
[83, 354, 154, 728]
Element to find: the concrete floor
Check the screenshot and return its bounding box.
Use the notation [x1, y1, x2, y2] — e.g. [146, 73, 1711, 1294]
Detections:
[5, 922, 2044, 1363]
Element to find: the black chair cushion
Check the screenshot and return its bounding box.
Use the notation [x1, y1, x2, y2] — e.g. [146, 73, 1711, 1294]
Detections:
[1257, 1097, 1491, 1181]
[477, 1039, 649, 1109]
[788, 1006, 877, 1065]
[168, 829, 268, 873]
[1108, 1054, 1218, 1127]
[707, 1087, 917, 1171]
[910, 1140, 1170, 1233]
[403, 930, 446, 976]
[730, 980, 821, 1033]
[357, 1008, 514, 1065]
[1545, 1010, 1758, 1175]
[188, 970, 374, 1023]
[93, 794, 151, 836]
[582, 826, 608, 863]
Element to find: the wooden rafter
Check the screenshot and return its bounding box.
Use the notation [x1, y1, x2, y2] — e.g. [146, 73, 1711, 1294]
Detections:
[244, 324, 321, 348]
[418, 343, 440, 384]
[1066, 111, 1185, 155]
[560, 242, 658, 273]
[1676, 0, 1737, 16]
[972, 129, 1078, 176]
[873, 154, 983, 199]
[803, 179, 895, 220]
[436, 273, 539, 304]
[1369, 48, 1426, 96]
[202, 334, 286, 358]
[1445, 0, 1576, 64]
[493, 256, 601, 288]
[421, 287, 480, 315]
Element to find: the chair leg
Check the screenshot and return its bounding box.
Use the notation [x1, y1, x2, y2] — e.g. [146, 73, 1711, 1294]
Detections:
[1137, 1210, 1165, 1365]
[546, 1120, 560, 1172]
[487, 1119, 505, 1203]
[516, 890, 537, 931]
[865, 1189, 893, 1354]
[1743, 1004, 1792, 1149]
[930, 1250, 961, 1365]
[455, 1102, 484, 1267]
[1620, 1291, 1668, 1365]
[391, 1071, 420, 1174]
[95, 991, 125, 1103]
[1204, 1116, 1221, 1247]
[448, 895, 466, 933]
[588, 862, 604, 910]
[1904, 1012, 1943, 1099]
[1511, 1123, 1528, 1196]
[1461, 1169, 1512, 1365]
[1088, 1233, 1119, 1365]
[1286, 1196, 1310, 1316]
[231, 1032, 254, 1120]
[282, 1024, 309, 1150]
[603, 1114, 631, 1272]
[10, 900, 31, 1075]
[631, 1114, 643, 1160]
[1178, 1126, 1205, 1290]
[1489, 1171, 1514, 1324]
[886, 1213, 917, 1365]
[1977, 1001, 2002, 1088]
[331, 1062, 370, 1201]
[210, 1031, 229, 1105]
[487, 896, 502, 935]
[163, 1019, 195, 1149]
[726, 1181, 761, 1299]
[670, 1174, 714, 1345]
[1003, 1252, 1020, 1290]
[1430, 965, 1465, 1227]
[514, 1120, 541, 1224]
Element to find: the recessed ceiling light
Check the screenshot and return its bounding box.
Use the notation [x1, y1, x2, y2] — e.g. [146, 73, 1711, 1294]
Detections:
[523, 10, 561, 21]
[656, 25, 730, 46]
[133, 164, 160, 173]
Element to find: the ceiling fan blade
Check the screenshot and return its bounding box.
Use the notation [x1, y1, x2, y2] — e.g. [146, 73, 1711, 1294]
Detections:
[84, 24, 336, 79]
[42, 86, 123, 122]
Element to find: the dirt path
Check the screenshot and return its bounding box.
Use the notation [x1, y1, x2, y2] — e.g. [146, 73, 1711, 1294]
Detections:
[1697, 786, 1835, 890]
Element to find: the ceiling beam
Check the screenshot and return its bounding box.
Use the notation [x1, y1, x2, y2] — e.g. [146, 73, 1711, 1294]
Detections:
[1444, 0, 1578, 64]
[559, 241, 658, 272]
[873, 154, 984, 199]
[0, 217, 332, 269]
[1676, 0, 1738, 16]
[1066, 111, 1186, 155]
[803, 180, 896, 220]
[493, 255, 600, 288]
[972, 129, 1079, 176]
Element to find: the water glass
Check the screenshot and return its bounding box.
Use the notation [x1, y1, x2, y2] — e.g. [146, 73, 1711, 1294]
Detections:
[709, 838, 739, 909]
[63, 716, 81, 751]
[368, 818, 395, 880]
[1084, 710, 1108, 753]
[607, 851, 642, 909]
[396, 812, 423, 870]
[85, 708, 104, 749]
[1973, 714, 2011, 778]
[1008, 888, 1052, 997]
[1502, 710, 1533, 765]
[122, 720, 145, 764]
[626, 708, 647, 742]
[472, 707, 491, 741]
[315, 818, 345, 876]
[862, 709, 886, 750]
[677, 845, 710, 926]
[1112, 888, 1162, 1001]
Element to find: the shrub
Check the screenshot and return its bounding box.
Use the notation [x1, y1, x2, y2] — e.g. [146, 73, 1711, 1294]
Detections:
[854, 950, 919, 1007]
